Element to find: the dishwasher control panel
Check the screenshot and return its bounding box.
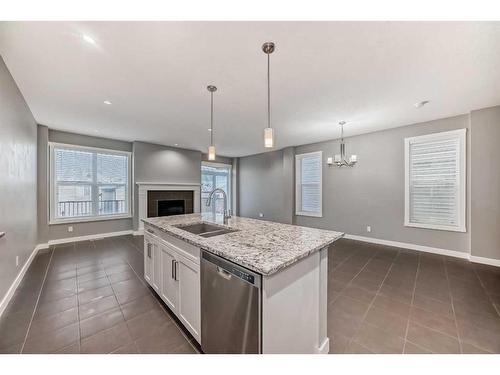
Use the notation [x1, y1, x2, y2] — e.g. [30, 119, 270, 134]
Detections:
[231, 267, 255, 285]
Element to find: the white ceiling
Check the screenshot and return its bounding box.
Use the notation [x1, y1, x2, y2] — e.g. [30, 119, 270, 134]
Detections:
[1, 21, 500, 157]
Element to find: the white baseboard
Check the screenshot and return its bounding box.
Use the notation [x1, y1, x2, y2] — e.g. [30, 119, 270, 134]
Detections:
[344, 234, 469, 260]
[0, 244, 40, 319]
[318, 337, 330, 354]
[470, 255, 500, 267]
[133, 230, 143, 236]
[48, 229, 134, 245]
[344, 234, 500, 267]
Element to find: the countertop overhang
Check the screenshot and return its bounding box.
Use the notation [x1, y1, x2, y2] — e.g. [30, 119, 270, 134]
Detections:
[141, 214, 344, 275]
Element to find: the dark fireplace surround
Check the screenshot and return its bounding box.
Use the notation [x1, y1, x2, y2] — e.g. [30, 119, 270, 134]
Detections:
[147, 190, 194, 218]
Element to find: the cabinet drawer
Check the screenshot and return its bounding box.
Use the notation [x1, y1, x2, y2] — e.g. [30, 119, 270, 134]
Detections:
[144, 224, 200, 263]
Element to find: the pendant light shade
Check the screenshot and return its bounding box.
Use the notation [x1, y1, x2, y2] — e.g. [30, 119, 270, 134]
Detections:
[262, 42, 275, 148]
[208, 145, 216, 161]
[264, 127, 274, 148]
[207, 85, 217, 160]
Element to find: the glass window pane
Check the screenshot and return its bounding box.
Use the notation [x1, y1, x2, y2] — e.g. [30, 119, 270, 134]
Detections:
[201, 164, 231, 215]
[99, 185, 126, 215]
[55, 148, 93, 182]
[57, 185, 92, 218]
[52, 145, 130, 221]
[97, 153, 128, 184]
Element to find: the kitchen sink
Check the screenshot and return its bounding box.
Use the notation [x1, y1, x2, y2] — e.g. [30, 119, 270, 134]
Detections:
[174, 222, 238, 238]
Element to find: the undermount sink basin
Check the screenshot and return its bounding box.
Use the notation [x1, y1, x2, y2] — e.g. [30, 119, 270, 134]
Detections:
[174, 222, 238, 238]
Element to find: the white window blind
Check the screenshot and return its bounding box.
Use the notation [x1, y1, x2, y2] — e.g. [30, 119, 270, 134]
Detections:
[50, 143, 131, 223]
[296, 151, 322, 217]
[404, 129, 466, 232]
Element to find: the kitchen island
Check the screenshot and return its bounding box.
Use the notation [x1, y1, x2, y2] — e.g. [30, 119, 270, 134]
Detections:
[142, 213, 343, 354]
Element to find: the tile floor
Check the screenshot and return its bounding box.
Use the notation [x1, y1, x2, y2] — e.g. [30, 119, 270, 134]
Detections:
[0, 235, 499, 354]
[328, 239, 500, 353]
[0, 235, 199, 354]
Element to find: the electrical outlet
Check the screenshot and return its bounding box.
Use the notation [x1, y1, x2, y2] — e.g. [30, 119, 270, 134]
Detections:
[68, 226, 73, 232]
[259, 213, 264, 218]
[16, 256, 19, 267]
[366, 225, 371, 233]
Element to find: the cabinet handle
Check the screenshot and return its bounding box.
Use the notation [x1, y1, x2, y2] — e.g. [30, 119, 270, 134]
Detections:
[147, 243, 152, 258]
[147, 229, 154, 234]
[174, 261, 178, 281]
[171, 259, 175, 279]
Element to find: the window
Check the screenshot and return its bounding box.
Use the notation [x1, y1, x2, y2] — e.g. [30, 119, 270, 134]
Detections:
[295, 151, 322, 217]
[201, 162, 232, 216]
[49, 143, 131, 223]
[405, 129, 466, 232]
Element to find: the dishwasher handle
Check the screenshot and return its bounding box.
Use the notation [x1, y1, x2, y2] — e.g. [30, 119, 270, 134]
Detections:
[202, 250, 261, 288]
[217, 267, 232, 280]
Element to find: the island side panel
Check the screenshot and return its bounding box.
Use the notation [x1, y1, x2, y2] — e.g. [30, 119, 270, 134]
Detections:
[318, 247, 329, 353]
[261, 247, 328, 354]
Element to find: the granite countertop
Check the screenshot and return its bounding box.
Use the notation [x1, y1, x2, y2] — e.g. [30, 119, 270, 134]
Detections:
[141, 213, 344, 276]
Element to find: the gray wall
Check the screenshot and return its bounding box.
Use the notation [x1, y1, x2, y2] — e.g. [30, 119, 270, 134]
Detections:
[38, 128, 134, 241]
[133, 141, 202, 230]
[471, 105, 500, 260]
[294, 115, 471, 253]
[238, 148, 294, 224]
[0, 57, 38, 300]
[238, 115, 472, 253]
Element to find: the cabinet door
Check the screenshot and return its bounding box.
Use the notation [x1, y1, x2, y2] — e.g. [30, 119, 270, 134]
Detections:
[177, 255, 201, 343]
[152, 242, 161, 292]
[160, 244, 178, 312]
[144, 235, 154, 286]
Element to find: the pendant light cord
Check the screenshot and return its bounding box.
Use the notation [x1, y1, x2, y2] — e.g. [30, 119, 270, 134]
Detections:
[210, 91, 214, 146]
[267, 52, 271, 129]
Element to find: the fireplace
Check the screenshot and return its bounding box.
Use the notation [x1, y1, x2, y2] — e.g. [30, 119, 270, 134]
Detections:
[147, 190, 194, 218]
[137, 183, 200, 232]
[157, 199, 185, 217]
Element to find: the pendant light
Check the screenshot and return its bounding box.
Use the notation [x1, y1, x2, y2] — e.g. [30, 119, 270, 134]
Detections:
[207, 85, 217, 160]
[262, 42, 275, 148]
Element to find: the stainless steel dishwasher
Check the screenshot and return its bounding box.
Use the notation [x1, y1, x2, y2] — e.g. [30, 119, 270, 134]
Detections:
[201, 250, 262, 354]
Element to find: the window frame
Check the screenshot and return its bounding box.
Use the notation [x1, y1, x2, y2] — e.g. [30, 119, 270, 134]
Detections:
[201, 161, 232, 215]
[295, 151, 323, 217]
[49, 142, 132, 225]
[404, 129, 467, 232]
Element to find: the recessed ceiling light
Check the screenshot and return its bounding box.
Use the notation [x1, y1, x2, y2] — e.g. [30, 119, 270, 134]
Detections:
[208, 128, 212, 132]
[82, 34, 96, 45]
[103, 100, 112, 105]
[174, 143, 179, 146]
[414, 100, 429, 108]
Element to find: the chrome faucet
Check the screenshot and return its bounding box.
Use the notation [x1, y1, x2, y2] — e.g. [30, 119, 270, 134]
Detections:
[206, 188, 231, 224]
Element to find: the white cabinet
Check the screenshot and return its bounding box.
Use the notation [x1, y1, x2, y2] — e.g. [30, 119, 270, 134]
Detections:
[160, 245, 178, 312]
[144, 225, 201, 344]
[144, 233, 161, 292]
[144, 234, 154, 286]
[176, 254, 201, 340]
[152, 241, 161, 292]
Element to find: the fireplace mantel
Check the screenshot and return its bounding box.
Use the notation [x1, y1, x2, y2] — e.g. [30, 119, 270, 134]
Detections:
[136, 182, 201, 232]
